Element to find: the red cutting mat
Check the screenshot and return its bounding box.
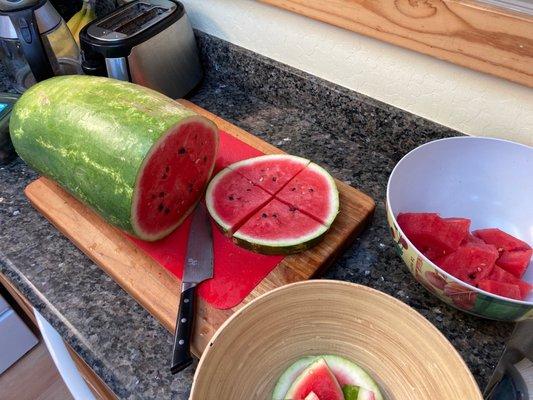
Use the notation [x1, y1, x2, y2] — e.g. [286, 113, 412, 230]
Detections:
[126, 131, 284, 309]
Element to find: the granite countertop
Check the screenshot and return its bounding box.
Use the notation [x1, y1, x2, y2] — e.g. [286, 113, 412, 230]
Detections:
[0, 32, 513, 399]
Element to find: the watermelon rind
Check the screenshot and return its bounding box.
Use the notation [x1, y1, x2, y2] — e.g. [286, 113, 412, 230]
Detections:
[272, 355, 382, 400]
[10, 75, 218, 241]
[305, 162, 339, 227]
[205, 167, 238, 234]
[232, 220, 328, 255]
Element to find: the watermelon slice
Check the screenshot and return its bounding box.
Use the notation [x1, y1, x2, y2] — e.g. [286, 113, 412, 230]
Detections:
[276, 163, 339, 227]
[496, 249, 532, 278]
[477, 280, 521, 300]
[229, 154, 309, 195]
[397, 213, 469, 257]
[206, 167, 271, 234]
[284, 358, 344, 400]
[436, 242, 498, 285]
[488, 265, 531, 300]
[272, 355, 382, 400]
[233, 199, 328, 254]
[305, 392, 320, 400]
[473, 228, 531, 252]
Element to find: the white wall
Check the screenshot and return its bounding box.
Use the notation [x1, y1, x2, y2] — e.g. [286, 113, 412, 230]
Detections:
[182, 0, 533, 146]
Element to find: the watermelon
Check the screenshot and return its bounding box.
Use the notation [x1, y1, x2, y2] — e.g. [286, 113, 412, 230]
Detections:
[10, 76, 218, 241]
[462, 233, 485, 246]
[272, 355, 382, 400]
[284, 358, 344, 400]
[477, 280, 521, 300]
[496, 249, 532, 278]
[397, 213, 469, 257]
[276, 163, 339, 227]
[232, 199, 328, 254]
[207, 156, 339, 254]
[205, 167, 271, 234]
[305, 392, 320, 400]
[229, 154, 309, 194]
[436, 242, 498, 285]
[487, 265, 531, 300]
[473, 228, 531, 252]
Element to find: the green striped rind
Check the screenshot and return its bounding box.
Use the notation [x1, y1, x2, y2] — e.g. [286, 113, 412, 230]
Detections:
[232, 222, 328, 255]
[10, 75, 217, 240]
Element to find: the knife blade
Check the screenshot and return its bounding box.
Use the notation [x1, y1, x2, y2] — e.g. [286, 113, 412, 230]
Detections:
[170, 202, 213, 374]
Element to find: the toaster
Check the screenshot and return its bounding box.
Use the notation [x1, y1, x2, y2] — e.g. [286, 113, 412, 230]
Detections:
[79, 0, 202, 99]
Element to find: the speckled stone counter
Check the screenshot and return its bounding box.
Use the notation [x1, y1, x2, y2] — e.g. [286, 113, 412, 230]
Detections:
[0, 32, 512, 399]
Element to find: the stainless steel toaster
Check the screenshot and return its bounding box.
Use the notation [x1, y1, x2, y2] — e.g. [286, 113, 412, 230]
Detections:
[79, 0, 201, 99]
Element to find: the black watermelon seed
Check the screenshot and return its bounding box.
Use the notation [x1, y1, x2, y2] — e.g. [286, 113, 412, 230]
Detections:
[158, 203, 164, 212]
[246, 188, 251, 192]
[290, 187, 296, 191]
[272, 176, 277, 181]
[261, 213, 267, 218]
[273, 213, 278, 218]
[309, 188, 314, 192]
[289, 206, 297, 212]
[187, 183, 194, 193]
[178, 147, 186, 155]
[229, 195, 234, 201]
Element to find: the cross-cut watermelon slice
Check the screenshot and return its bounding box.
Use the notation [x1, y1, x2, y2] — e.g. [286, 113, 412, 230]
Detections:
[276, 163, 339, 226]
[477, 280, 521, 300]
[397, 213, 469, 257]
[272, 355, 382, 400]
[229, 154, 310, 195]
[233, 199, 328, 254]
[206, 167, 271, 234]
[473, 228, 531, 252]
[496, 249, 532, 278]
[436, 242, 498, 285]
[284, 358, 344, 400]
[487, 265, 531, 300]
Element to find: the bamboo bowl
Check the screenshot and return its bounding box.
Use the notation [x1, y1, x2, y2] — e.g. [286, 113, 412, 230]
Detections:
[190, 280, 482, 400]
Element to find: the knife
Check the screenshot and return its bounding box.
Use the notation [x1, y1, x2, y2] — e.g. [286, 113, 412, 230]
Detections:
[170, 202, 213, 374]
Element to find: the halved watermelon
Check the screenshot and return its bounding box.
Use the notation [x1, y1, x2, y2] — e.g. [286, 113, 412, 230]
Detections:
[397, 213, 469, 257]
[229, 154, 309, 195]
[477, 280, 521, 300]
[205, 167, 271, 234]
[487, 265, 531, 300]
[272, 355, 382, 400]
[473, 228, 531, 252]
[276, 162, 339, 227]
[496, 249, 532, 278]
[232, 199, 328, 254]
[436, 242, 498, 285]
[284, 358, 344, 400]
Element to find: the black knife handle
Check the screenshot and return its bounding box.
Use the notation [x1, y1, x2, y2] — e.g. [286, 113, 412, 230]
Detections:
[170, 283, 196, 374]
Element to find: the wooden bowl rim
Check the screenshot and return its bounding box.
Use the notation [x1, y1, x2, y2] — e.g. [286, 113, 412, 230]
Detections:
[191, 279, 482, 399]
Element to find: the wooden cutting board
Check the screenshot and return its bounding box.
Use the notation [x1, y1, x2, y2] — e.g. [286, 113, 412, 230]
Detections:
[24, 100, 375, 356]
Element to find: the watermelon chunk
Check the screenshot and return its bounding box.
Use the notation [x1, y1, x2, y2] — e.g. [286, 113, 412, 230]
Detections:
[397, 213, 469, 257]
[276, 162, 339, 226]
[436, 242, 498, 285]
[229, 154, 309, 195]
[206, 167, 271, 234]
[488, 265, 531, 300]
[477, 280, 521, 300]
[461, 233, 486, 246]
[496, 249, 532, 278]
[233, 199, 328, 254]
[285, 358, 344, 400]
[473, 228, 531, 252]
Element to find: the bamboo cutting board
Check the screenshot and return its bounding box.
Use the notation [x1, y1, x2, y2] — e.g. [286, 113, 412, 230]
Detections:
[24, 100, 375, 356]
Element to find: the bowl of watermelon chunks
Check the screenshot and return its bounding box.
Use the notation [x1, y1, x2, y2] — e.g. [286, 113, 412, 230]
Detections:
[387, 136, 533, 321]
[190, 281, 482, 400]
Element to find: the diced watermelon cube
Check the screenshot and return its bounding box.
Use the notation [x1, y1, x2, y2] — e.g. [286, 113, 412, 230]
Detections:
[477, 280, 521, 300]
[473, 228, 531, 252]
[488, 265, 531, 300]
[496, 249, 532, 278]
[436, 242, 498, 285]
[397, 213, 469, 257]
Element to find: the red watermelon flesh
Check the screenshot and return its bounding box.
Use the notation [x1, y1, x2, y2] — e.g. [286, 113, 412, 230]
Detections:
[397, 213, 469, 257]
[276, 163, 339, 226]
[233, 199, 328, 254]
[285, 358, 344, 400]
[473, 228, 531, 252]
[478, 280, 521, 300]
[496, 249, 533, 278]
[205, 167, 271, 234]
[462, 233, 486, 246]
[229, 154, 309, 195]
[135, 121, 218, 239]
[436, 242, 498, 285]
[488, 265, 531, 300]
